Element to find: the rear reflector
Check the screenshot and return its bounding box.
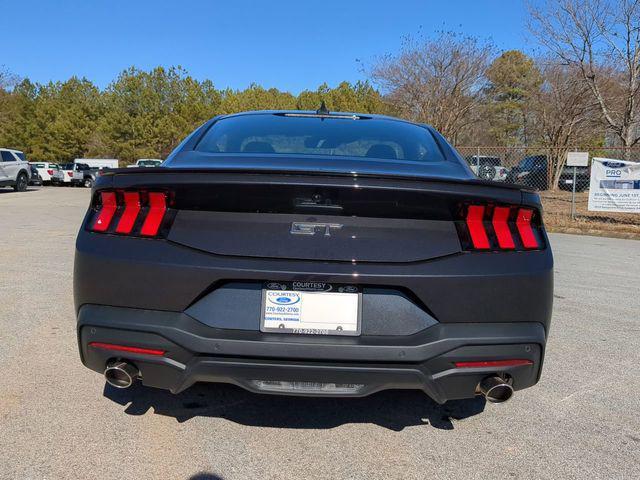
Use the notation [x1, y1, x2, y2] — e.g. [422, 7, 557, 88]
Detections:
[91, 192, 117, 232]
[454, 359, 533, 368]
[88, 342, 165, 356]
[516, 208, 539, 249]
[140, 192, 167, 236]
[115, 191, 141, 234]
[465, 205, 490, 249]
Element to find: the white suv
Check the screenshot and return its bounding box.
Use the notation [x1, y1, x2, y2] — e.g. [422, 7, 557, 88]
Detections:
[0, 148, 31, 191]
[466, 155, 510, 182]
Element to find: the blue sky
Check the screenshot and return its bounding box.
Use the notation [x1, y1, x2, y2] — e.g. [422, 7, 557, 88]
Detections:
[2, 0, 534, 92]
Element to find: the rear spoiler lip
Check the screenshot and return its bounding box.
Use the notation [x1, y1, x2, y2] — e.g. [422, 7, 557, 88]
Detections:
[99, 166, 535, 193]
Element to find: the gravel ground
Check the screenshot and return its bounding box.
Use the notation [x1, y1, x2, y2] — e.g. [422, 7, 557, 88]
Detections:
[1, 186, 639, 480]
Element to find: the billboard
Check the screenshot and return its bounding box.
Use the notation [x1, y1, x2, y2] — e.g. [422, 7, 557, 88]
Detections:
[588, 158, 640, 213]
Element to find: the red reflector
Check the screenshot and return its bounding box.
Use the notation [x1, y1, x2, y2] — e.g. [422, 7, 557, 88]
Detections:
[91, 192, 117, 232]
[88, 342, 165, 356]
[516, 208, 539, 249]
[140, 192, 167, 236]
[492, 206, 515, 249]
[115, 191, 141, 234]
[466, 205, 490, 249]
[455, 359, 533, 368]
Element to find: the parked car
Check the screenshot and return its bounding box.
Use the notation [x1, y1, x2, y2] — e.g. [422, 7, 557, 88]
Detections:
[0, 148, 31, 191]
[71, 162, 99, 188]
[127, 159, 163, 168]
[465, 155, 509, 181]
[30, 162, 60, 185]
[75, 158, 119, 169]
[75, 109, 553, 406]
[52, 163, 75, 185]
[29, 165, 43, 186]
[507, 155, 590, 191]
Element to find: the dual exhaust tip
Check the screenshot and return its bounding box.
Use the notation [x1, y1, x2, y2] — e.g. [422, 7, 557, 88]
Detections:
[478, 375, 514, 403]
[104, 361, 139, 389]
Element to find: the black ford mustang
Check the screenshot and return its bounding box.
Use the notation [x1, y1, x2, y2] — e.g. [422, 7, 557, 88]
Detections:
[74, 110, 553, 405]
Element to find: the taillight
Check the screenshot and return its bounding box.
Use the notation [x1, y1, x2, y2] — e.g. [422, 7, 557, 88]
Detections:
[115, 191, 141, 234]
[47, 169, 53, 175]
[91, 192, 117, 232]
[89, 190, 172, 237]
[141, 192, 167, 236]
[492, 206, 515, 249]
[67, 172, 73, 177]
[465, 205, 490, 249]
[457, 204, 543, 251]
[516, 208, 538, 249]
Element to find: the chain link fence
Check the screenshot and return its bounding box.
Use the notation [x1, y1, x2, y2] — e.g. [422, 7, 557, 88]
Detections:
[456, 147, 640, 238]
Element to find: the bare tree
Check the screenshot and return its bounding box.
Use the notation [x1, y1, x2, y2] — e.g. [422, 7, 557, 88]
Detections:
[370, 33, 493, 143]
[0, 66, 18, 91]
[529, 0, 640, 154]
[531, 60, 599, 188]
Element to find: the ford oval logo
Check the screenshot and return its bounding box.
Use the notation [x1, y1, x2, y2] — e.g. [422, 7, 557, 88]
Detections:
[602, 161, 626, 168]
[267, 292, 300, 306]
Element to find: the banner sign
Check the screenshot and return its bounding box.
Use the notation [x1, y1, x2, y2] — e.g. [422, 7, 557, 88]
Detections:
[588, 158, 640, 213]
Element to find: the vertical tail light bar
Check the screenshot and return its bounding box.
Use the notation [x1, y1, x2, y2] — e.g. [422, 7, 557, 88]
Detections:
[516, 208, 539, 249]
[459, 204, 543, 251]
[115, 191, 141, 234]
[90, 190, 170, 237]
[141, 192, 167, 236]
[465, 205, 490, 249]
[492, 206, 515, 249]
[91, 192, 117, 232]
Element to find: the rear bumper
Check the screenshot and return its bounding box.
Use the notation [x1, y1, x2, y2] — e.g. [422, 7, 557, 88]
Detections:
[78, 304, 546, 403]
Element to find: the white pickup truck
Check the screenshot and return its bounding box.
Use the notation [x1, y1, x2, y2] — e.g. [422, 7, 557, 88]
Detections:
[127, 159, 163, 168]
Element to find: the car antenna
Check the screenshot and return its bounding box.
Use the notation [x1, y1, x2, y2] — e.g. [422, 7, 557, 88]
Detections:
[316, 101, 330, 115]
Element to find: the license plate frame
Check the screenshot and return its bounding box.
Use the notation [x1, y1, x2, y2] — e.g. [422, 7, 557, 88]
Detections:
[260, 281, 362, 336]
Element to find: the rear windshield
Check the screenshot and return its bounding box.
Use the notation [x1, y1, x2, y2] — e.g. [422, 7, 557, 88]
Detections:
[32, 163, 46, 168]
[195, 114, 446, 163]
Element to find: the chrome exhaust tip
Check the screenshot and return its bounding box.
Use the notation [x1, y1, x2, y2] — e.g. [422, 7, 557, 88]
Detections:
[478, 376, 514, 403]
[104, 361, 139, 389]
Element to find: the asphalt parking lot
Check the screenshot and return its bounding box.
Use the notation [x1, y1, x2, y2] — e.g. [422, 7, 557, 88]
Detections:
[1, 186, 639, 480]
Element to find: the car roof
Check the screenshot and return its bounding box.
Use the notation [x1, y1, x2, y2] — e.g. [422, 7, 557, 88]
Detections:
[214, 109, 422, 126]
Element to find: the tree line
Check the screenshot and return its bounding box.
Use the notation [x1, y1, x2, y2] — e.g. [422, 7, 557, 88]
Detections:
[1, 0, 638, 188]
[0, 67, 387, 163]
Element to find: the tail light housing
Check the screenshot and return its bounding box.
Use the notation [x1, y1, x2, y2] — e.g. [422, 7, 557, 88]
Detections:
[457, 204, 545, 251]
[47, 169, 53, 176]
[88, 190, 174, 238]
[67, 172, 74, 177]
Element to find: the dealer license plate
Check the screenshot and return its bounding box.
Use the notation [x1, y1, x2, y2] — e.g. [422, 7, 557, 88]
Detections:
[260, 282, 361, 336]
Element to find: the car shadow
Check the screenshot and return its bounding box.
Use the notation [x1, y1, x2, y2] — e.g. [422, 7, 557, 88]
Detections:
[188, 474, 224, 480]
[103, 382, 485, 431]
